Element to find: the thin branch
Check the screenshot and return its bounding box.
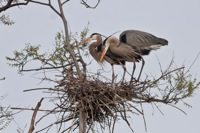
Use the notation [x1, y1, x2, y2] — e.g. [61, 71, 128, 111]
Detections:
[81, 0, 100, 9]
[140, 102, 147, 132]
[19, 60, 80, 72]
[23, 87, 54, 92]
[168, 104, 187, 115]
[185, 52, 200, 74]
[25, 0, 48, 6]
[28, 98, 44, 133]
[153, 102, 164, 116]
[11, 107, 61, 113]
[152, 67, 185, 84]
[62, 0, 70, 6]
[0, 77, 6, 80]
[24, 0, 61, 17]
[48, 0, 61, 17]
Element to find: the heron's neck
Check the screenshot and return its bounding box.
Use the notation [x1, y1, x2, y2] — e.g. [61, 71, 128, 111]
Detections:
[89, 41, 99, 52]
[90, 36, 102, 47]
[89, 42, 101, 62]
[89, 36, 102, 56]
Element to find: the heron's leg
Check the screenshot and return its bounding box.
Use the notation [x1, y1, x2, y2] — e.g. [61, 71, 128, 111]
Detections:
[121, 65, 126, 83]
[118, 62, 126, 84]
[130, 61, 136, 85]
[111, 64, 115, 87]
[137, 57, 145, 81]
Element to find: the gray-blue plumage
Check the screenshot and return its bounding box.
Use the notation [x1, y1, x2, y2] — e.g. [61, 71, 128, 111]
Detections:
[102, 30, 168, 82]
[120, 30, 168, 55]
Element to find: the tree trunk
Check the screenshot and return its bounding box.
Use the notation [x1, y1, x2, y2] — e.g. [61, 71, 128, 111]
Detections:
[58, 0, 82, 78]
[79, 110, 86, 133]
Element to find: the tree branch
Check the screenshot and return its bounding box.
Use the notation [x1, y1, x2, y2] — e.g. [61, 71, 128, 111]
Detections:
[80, 0, 100, 9]
[19, 59, 80, 72]
[28, 98, 44, 133]
[62, 0, 70, 6]
[0, 0, 30, 13]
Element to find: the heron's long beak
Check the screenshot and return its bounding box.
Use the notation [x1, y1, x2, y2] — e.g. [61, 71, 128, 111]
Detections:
[80, 38, 92, 45]
[100, 43, 110, 62]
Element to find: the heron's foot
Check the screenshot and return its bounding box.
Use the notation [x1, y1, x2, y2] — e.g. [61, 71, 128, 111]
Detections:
[120, 81, 124, 86]
[111, 82, 117, 89]
[129, 77, 139, 86]
[137, 77, 141, 82]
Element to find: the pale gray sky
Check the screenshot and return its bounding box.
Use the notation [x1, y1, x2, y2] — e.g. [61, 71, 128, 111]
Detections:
[1, 0, 200, 133]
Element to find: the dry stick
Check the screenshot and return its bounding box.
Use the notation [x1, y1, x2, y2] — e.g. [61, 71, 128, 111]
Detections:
[61, 120, 78, 133]
[28, 98, 44, 133]
[86, 122, 93, 133]
[56, 104, 68, 132]
[11, 107, 56, 113]
[153, 102, 164, 116]
[111, 113, 117, 133]
[168, 104, 187, 115]
[0, 77, 6, 80]
[20, 62, 76, 72]
[35, 106, 60, 126]
[35, 123, 54, 133]
[114, 102, 134, 133]
[152, 67, 185, 85]
[127, 103, 143, 115]
[23, 87, 54, 92]
[140, 102, 147, 132]
[185, 52, 200, 75]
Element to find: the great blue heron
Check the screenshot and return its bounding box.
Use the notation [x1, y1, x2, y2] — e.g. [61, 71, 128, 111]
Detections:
[100, 30, 168, 83]
[80, 33, 125, 85]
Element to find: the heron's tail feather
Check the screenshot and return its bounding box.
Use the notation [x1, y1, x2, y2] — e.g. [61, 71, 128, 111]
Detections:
[158, 38, 168, 45]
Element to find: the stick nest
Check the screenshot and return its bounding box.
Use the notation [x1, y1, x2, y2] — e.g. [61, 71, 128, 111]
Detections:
[42, 66, 198, 132]
[59, 78, 142, 124]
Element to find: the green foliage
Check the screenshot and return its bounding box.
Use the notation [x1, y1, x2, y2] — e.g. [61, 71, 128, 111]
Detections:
[154, 60, 200, 105]
[6, 44, 45, 70]
[6, 27, 90, 74]
[0, 15, 14, 25]
[173, 69, 200, 100]
[0, 100, 13, 131]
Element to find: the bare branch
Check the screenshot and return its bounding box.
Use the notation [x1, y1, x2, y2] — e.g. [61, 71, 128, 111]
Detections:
[0, 77, 6, 80]
[62, 0, 70, 6]
[81, 0, 101, 9]
[25, 0, 48, 6]
[24, 0, 61, 17]
[19, 60, 80, 73]
[28, 98, 44, 133]
[0, 0, 30, 12]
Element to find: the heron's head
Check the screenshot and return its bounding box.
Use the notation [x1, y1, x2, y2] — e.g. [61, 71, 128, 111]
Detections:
[99, 39, 111, 62]
[80, 33, 102, 45]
